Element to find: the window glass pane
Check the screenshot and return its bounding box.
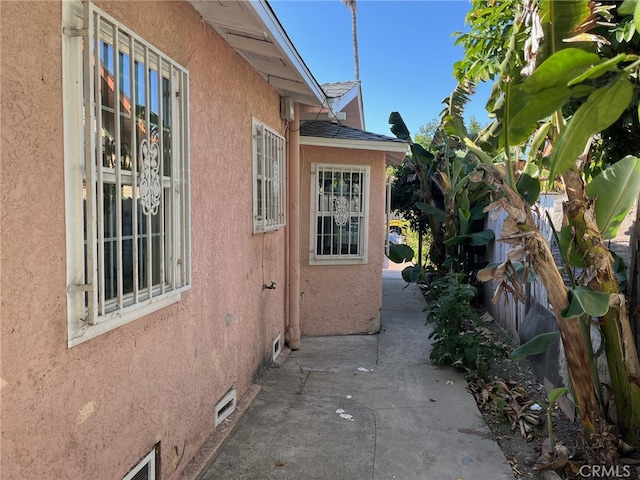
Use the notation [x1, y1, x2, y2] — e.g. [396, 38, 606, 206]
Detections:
[162, 131, 171, 177]
[349, 219, 360, 254]
[136, 201, 164, 291]
[162, 76, 171, 129]
[257, 179, 262, 216]
[150, 198, 163, 288]
[120, 110, 133, 171]
[317, 217, 333, 256]
[338, 223, 351, 254]
[102, 109, 116, 168]
[122, 186, 135, 295]
[256, 128, 263, 176]
[135, 60, 146, 110]
[148, 59, 160, 145]
[100, 40, 114, 110]
[119, 48, 134, 172]
[162, 76, 171, 176]
[136, 120, 147, 162]
[83, 181, 89, 307]
[137, 205, 149, 290]
[135, 60, 147, 141]
[118, 47, 131, 115]
[103, 184, 118, 300]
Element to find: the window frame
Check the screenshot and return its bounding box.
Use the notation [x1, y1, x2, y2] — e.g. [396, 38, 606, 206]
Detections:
[63, 1, 191, 347]
[309, 163, 370, 265]
[252, 118, 286, 234]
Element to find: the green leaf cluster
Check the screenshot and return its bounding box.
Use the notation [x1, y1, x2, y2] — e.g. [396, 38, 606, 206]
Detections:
[426, 273, 496, 378]
[389, 112, 495, 274]
[453, 0, 518, 83]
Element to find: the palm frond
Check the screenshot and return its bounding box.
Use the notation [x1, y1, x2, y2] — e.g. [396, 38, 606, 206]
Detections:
[440, 80, 477, 121]
[340, 0, 356, 11]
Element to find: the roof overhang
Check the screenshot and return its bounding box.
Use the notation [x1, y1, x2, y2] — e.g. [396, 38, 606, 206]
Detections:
[326, 82, 361, 112]
[327, 84, 364, 129]
[300, 136, 408, 165]
[188, 0, 326, 106]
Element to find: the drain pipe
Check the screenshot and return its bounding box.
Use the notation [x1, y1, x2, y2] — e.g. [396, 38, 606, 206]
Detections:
[287, 103, 301, 350]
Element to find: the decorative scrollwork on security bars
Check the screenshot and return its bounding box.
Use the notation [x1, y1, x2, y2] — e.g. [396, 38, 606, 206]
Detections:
[333, 197, 350, 226]
[139, 139, 161, 216]
[272, 160, 280, 199]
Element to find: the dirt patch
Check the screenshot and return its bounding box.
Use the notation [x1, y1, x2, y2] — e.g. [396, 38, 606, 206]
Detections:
[465, 316, 574, 479]
[469, 315, 640, 479]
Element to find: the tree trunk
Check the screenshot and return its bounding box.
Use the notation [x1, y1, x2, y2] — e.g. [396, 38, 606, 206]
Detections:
[341, 0, 359, 81]
[494, 184, 616, 458]
[351, 7, 360, 81]
[564, 171, 640, 445]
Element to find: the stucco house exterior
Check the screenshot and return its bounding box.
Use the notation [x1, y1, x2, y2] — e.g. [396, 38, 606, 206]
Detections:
[0, 1, 407, 479]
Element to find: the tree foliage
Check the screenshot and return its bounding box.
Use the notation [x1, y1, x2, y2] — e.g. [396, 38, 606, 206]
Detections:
[453, 0, 518, 84]
[450, 0, 640, 463]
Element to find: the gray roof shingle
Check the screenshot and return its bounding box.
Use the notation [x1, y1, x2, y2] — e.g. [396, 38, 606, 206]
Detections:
[322, 81, 360, 98]
[300, 121, 405, 144]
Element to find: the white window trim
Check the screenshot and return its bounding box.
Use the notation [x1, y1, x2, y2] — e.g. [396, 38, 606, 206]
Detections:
[309, 163, 370, 265]
[252, 118, 286, 233]
[63, 1, 191, 347]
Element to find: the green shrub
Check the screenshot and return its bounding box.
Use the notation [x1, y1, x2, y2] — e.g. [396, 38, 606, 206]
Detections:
[426, 272, 494, 378]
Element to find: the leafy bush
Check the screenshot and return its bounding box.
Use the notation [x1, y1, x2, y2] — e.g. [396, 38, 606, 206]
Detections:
[426, 272, 494, 378]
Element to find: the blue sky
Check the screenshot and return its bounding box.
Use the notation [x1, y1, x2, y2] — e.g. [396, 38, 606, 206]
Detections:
[271, 0, 493, 138]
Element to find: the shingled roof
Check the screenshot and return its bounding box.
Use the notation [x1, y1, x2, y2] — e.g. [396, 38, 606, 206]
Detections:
[300, 121, 408, 164]
[322, 81, 360, 98]
[300, 121, 404, 143]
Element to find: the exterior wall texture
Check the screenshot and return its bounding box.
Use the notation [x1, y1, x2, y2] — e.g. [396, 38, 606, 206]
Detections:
[1, 1, 287, 478]
[299, 145, 386, 336]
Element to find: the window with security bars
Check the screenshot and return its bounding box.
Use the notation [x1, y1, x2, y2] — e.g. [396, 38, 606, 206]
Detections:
[63, 2, 190, 346]
[310, 164, 369, 265]
[253, 119, 286, 233]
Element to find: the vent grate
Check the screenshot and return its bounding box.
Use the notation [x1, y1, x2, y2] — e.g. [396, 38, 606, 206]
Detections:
[273, 333, 282, 361]
[123, 448, 156, 480]
[214, 388, 237, 427]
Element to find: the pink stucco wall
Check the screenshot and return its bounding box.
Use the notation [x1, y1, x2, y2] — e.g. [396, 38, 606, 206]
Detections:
[299, 145, 386, 336]
[1, 1, 287, 478]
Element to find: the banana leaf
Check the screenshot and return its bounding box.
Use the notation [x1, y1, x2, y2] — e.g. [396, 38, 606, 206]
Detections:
[562, 286, 611, 319]
[549, 77, 633, 180]
[585, 155, 640, 239]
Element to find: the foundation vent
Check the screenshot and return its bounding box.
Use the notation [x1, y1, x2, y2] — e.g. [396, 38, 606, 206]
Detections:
[214, 388, 237, 427]
[123, 448, 156, 480]
[273, 333, 282, 361]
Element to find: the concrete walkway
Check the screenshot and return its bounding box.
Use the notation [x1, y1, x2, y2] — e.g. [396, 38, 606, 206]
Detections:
[200, 266, 515, 479]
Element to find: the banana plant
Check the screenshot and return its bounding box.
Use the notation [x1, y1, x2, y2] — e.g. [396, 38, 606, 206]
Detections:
[547, 387, 569, 454]
[389, 113, 495, 275]
[389, 112, 445, 270]
[431, 151, 495, 272]
[463, 0, 640, 456]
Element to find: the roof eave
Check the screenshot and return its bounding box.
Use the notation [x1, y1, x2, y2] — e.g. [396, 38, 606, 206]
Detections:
[248, 1, 325, 104]
[300, 135, 409, 154]
[188, 0, 326, 106]
[327, 82, 360, 110]
[327, 83, 365, 129]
